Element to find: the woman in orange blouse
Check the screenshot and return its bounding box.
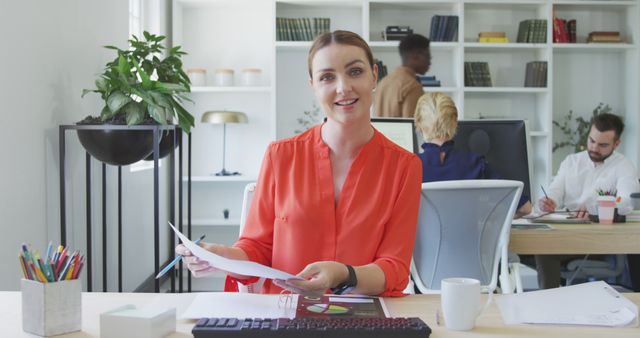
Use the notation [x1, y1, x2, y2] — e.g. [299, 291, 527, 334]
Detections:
[177, 30, 422, 296]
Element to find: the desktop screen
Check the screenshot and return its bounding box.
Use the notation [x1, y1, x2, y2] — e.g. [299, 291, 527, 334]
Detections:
[370, 117, 418, 154]
[453, 119, 532, 200]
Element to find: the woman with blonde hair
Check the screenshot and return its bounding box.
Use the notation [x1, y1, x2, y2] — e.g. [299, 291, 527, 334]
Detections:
[415, 92, 531, 216]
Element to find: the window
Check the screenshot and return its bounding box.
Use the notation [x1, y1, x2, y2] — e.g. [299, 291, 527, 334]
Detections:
[129, 0, 143, 38]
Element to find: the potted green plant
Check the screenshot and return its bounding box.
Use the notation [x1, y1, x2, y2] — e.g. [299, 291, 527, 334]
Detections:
[79, 31, 195, 165]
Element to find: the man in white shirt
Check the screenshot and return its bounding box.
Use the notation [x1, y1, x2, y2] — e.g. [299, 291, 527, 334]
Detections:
[536, 113, 640, 289]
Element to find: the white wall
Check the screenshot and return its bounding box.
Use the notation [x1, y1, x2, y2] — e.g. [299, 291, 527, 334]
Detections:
[0, 0, 174, 291]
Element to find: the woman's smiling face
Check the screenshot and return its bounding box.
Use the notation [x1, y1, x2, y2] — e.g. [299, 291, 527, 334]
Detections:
[309, 43, 378, 126]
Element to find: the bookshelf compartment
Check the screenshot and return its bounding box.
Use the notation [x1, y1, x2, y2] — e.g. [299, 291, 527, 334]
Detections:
[188, 93, 272, 178]
[552, 51, 631, 158]
[464, 49, 548, 88]
[276, 1, 363, 40]
[373, 47, 458, 89]
[463, 92, 548, 131]
[464, 2, 547, 43]
[368, 1, 459, 42]
[553, 4, 637, 44]
[530, 136, 551, 199]
[174, 1, 273, 87]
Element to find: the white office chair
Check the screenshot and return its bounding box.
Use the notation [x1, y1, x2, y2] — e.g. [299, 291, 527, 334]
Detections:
[236, 182, 265, 293]
[411, 180, 523, 294]
[561, 254, 627, 287]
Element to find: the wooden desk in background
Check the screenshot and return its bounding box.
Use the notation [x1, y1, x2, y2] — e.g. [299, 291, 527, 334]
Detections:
[509, 222, 640, 254]
[0, 292, 638, 337]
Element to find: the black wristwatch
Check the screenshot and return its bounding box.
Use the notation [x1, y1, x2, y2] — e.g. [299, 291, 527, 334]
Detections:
[331, 264, 357, 295]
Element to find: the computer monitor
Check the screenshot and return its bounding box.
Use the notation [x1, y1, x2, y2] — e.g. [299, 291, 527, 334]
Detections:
[453, 119, 532, 200]
[370, 117, 418, 154]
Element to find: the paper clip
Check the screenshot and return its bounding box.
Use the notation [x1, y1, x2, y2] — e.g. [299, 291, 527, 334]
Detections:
[278, 289, 295, 316]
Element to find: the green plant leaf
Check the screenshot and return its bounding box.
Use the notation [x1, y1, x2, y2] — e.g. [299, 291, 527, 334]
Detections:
[81, 89, 95, 98]
[148, 103, 167, 124]
[155, 82, 187, 93]
[149, 91, 172, 109]
[125, 103, 145, 125]
[95, 78, 109, 92]
[116, 54, 129, 75]
[106, 91, 132, 114]
[171, 98, 194, 133]
[134, 62, 152, 89]
[100, 105, 117, 120]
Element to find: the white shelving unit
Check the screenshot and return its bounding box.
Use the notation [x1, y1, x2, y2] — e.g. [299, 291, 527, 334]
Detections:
[172, 0, 639, 289]
[274, 0, 639, 201]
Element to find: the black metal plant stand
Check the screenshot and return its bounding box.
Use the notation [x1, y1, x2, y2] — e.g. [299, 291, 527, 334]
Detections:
[59, 124, 189, 293]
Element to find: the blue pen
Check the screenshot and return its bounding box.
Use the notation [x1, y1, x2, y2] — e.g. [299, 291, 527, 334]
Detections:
[155, 234, 206, 279]
[45, 242, 52, 263]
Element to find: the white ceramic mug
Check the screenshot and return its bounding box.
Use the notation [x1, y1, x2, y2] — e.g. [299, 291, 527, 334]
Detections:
[441, 277, 484, 331]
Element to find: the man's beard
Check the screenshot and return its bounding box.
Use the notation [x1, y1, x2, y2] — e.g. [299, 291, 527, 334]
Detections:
[588, 151, 613, 163]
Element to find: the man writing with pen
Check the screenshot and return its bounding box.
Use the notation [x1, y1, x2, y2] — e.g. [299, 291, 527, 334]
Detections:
[535, 113, 640, 290]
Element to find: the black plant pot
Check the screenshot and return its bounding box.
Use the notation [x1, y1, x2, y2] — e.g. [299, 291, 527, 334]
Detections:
[77, 128, 155, 166]
[143, 129, 178, 161]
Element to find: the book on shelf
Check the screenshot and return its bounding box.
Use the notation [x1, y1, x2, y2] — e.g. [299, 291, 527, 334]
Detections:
[478, 32, 508, 42]
[384, 26, 413, 41]
[587, 31, 622, 43]
[524, 61, 547, 88]
[374, 59, 388, 82]
[553, 17, 577, 43]
[276, 17, 330, 41]
[464, 62, 492, 87]
[517, 19, 546, 43]
[479, 32, 506, 38]
[416, 74, 441, 87]
[478, 37, 509, 43]
[429, 15, 458, 42]
[567, 19, 577, 43]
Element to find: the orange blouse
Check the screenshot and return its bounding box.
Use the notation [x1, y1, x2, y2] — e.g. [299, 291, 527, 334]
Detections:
[233, 124, 422, 296]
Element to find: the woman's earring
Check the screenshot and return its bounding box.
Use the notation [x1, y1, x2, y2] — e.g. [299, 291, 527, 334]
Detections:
[372, 86, 377, 92]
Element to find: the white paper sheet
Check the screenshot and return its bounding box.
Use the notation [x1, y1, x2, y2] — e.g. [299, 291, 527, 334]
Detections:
[169, 222, 301, 281]
[181, 293, 298, 319]
[496, 281, 639, 327]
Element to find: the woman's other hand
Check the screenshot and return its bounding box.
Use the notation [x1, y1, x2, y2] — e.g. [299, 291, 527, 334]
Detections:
[274, 261, 349, 296]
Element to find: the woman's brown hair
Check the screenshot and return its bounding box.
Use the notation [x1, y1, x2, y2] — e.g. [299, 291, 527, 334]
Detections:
[307, 30, 374, 79]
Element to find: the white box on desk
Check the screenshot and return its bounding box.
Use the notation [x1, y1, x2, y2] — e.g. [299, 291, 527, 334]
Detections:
[100, 304, 176, 338]
[21, 278, 82, 336]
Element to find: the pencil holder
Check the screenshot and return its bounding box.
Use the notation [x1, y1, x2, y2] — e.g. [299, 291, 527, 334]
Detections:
[21, 278, 81, 336]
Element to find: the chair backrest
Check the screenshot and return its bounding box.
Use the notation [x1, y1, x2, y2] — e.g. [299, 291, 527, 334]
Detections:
[411, 179, 523, 293]
[239, 182, 256, 236]
[237, 183, 264, 293]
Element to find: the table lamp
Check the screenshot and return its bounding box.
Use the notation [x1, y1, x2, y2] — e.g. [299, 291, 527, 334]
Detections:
[201, 110, 248, 176]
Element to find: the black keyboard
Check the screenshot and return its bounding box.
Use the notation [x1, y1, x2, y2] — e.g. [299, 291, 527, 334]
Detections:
[192, 317, 431, 338]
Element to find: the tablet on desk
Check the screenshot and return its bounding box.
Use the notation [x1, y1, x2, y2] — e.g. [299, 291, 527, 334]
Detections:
[530, 213, 591, 224]
[511, 223, 552, 230]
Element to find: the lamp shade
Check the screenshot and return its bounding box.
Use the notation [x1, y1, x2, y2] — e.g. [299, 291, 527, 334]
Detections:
[201, 111, 248, 124]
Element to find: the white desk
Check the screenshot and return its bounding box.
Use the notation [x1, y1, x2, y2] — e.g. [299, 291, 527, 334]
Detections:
[1, 292, 638, 337]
